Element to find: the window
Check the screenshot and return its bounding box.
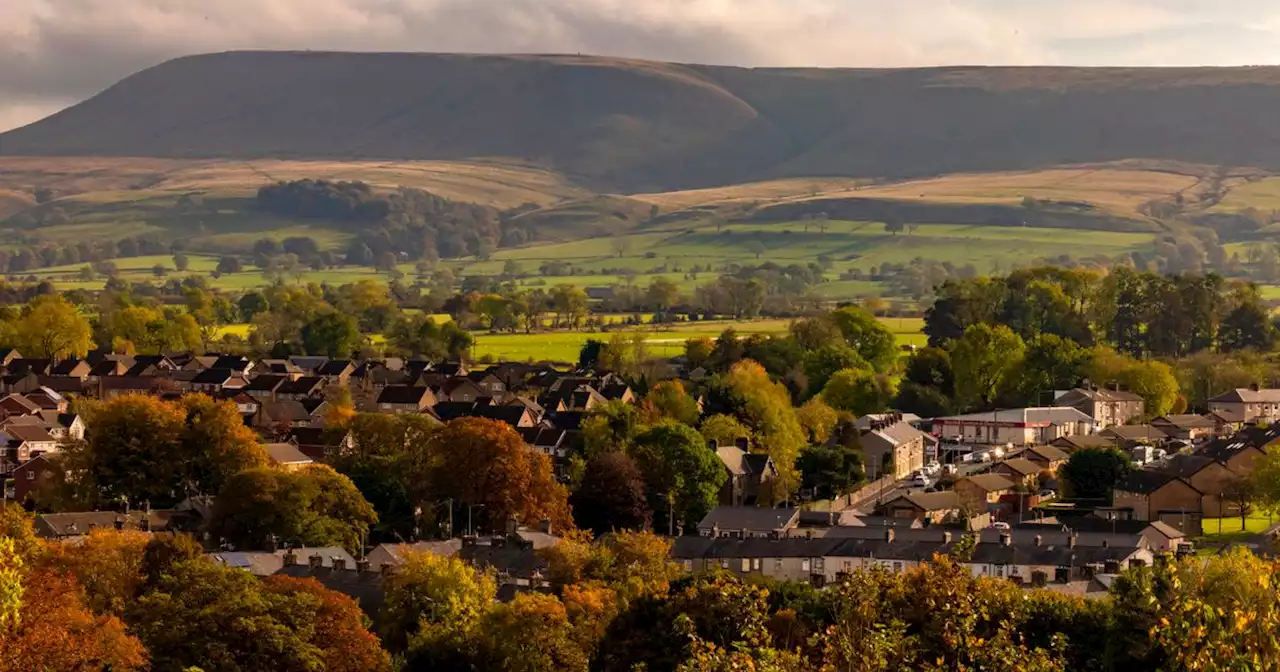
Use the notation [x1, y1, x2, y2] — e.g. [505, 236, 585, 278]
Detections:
[751, 558, 762, 571]
[720, 559, 729, 569]
[995, 565, 1005, 578]
[741, 558, 750, 572]
[893, 562, 903, 573]
[813, 558, 825, 571]
[683, 560, 692, 571]
[774, 558, 783, 571]
[26, 470, 35, 480]
[801, 559, 811, 572]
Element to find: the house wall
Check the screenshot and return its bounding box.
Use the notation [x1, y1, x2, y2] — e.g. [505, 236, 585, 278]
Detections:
[1116, 479, 1202, 525]
[936, 422, 1036, 446]
[954, 480, 1008, 513]
[1185, 462, 1237, 518]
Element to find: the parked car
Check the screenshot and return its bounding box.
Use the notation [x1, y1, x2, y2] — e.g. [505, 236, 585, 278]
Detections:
[991, 522, 1011, 530]
[910, 473, 932, 488]
[943, 464, 958, 476]
[1038, 489, 1057, 499]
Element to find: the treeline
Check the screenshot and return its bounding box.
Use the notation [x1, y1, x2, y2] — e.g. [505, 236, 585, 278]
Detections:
[256, 179, 507, 261]
[0, 235, 175, 275]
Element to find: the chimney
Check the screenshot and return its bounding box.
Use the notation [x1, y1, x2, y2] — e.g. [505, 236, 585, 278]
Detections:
[1000, 532, 1012, 547]
[380, 563, 394, 577]
[1034, 534, 1042, 547]
[331, 557, 346, 571]
[1068, 534, 1078, 549]
[141, 515, 152, 533]
[462, 535, 478, 548]
[308, 553, 323, 569]
[537, 518, 552, 535]
[114, 516, 125, 531]
[505, 516, 519, 536]
[942, 531, 953, 543]
[1251, 382, 1261, 392]
[283, 550, 297, 567]
[708, 439, 718, 450]
[885, 527, 895, 543]
[712, 523, 720, 538]
[1102, 539, 1109, 549]
[734, 436, 749, 451]
[266, 535, 279, 553]
[356, 559, 371, 573]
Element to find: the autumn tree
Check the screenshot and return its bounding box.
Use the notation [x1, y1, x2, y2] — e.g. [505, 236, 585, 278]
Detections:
[422, 418, 571, 533]
[581, 400, 645, 458]
[130, 558, 388, 672]
[210, 465, 377, 553]
[570, 451, 652, 535]
[62, 394, 267, 508]
[643, 380, 700, 426]
[381, 551, 496, 659]
[628, 421, 725, 535]
[795, 397, 839, 444]
[821, 368, 896, 416]
[699, 413, 752, 448]
[13, 295, 92, 359]
[38, 528, 150, 617]
[725, 361, 806, 502]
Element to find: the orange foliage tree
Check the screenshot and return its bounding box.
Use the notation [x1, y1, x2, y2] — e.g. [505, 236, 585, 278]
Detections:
[263, 575, 393, 672]
[423, 418, 571, 532]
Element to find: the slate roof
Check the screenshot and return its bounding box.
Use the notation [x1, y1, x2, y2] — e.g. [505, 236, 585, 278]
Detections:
[1153, 453, 1217, 479]
[273, 565, 386, 618]
[264, 442, 314, 466]
[1115, 469, 1180, 495]
[376, 385, 431, 405]
[244, 374, 288, 392]
[519, 427, 567, 449]
[1208, 388, 1280, 403]
[211, 546, 355, 576]
[886, 490, 963, 512]
[1100, 425, 1168, 442]
[698, 506, 799, 531]
[258, 400, 311, 423]
[960, 474, 1016, 492]
[191, 368, 235, 385]
[997, 457, 1043, 477]
[472, 405, 530, 427]
[1152, 414, 1216, 430]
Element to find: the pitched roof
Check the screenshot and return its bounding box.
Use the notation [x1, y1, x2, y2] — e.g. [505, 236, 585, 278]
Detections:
[264, 442, 314, 466]
[191, 368, 235, 385]
[1208, 388, 1280, 404]
[1100, 425, 1168, 442]
[697, 506, 799, 531]
[960, 473, 1016, 492]
[473, 405, 531, 427]
[433, 401, 480, 422]
[519, 427, 567, 449]
[887, 490, 962, 512]
[1023, 444, 1071, 462]
[936, 407, 1093, 426]
[1115, 469, 1180, 495]
[3, 424, 56, 443]
[212, 546, 355, 576]
[259, 400, 311, 422]
[1151, 414, 1216, 430]
[376, 385, 431, 405]
[997, 457, 1043, 477]
[1059, 387, 1145, 403]
[244, 374, 288, 392]
[1051, 435, 1117, 451]
[316, 360, 354, 376]
[1153, 453, 1217, 479]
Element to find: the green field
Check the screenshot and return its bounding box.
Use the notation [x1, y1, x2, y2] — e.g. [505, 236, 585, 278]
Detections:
[1196, 514, 1276, 545]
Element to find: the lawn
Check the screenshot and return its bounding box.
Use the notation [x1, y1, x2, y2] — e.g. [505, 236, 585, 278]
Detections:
[1196, 514, 1277, 545]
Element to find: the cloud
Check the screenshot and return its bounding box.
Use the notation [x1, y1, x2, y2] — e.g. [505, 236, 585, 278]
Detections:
[2, 0, 1280, 131]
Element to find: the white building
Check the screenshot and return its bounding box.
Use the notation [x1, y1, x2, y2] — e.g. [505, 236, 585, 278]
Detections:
[932, 407, 1095, 447]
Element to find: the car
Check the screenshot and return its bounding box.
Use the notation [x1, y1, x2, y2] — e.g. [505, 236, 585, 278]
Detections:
[960, 453, 975, 464]
[910, 474, 932, 488]
[943, 464, 958, 476]
[1038, 489, 1057, 499]
[990, 447, 1005, 459]
[991, 522, 1011, 530]
[923, 462, 942, 475]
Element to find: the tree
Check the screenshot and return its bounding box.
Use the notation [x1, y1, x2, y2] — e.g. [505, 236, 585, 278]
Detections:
[570, 452, 652, 535]
[798, 441, 866, 501]
[301, 310, 363, 358]
[1219, 284, 1276, 352]
[745, 240, 766, 259]
[216, 255, 243, 274]
[210, 465, 377, 553]
[883, 217, 905, 235]
[628, 422, 725, 536]
[172, 252, 190, 271]
[684, 337, 714, 370]
[1085, 347, 1180, 418]
[950, 323, 1026, 411]
[581, 400, 644, 458]
[795, 397, 839, 444]
[471, 593, 590, 672]
[1004, 334, 1088, 406]
[821, 368, 895, 416]
[1251, 444, 1280, 515]
[262, 575, 394, 672]
[610, 236, 632, 259]
[380, 551, 496, 657]
[14, 295, 92, 359]
[238, 290, 270, 322]
[1059, 447, 1133, 501]
[61, 394, 267, 508]
[646, 277, 682, 313]
[803, 344, 870, 396]
[828, 306, 900, 372]
[725, 361, 806, 502]
[130, 558, 389, 672]
[699, 414, 752, 448]
[642, 381, 700, 426]
[39, 528, 150, 617]
[423, 418, 571, 533]
[0, 569, 148, 672]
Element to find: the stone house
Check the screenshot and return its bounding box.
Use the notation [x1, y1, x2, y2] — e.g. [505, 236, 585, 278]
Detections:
[1055, 386, 1146, 427]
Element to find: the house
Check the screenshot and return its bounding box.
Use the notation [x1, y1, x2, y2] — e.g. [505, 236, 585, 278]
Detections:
[264, 442, 315, 470]
[243, 374, 289, 401]
[24, 387, 68, 413]
[123, 355, 178, 377]
[191, 368, 235, 395]
[1014, 444, 1070, 473]
[1151, 415, 1216, 442]
[48, 359, 92, 380]
[1204, 408, 1248, 436]
[316, 360, 355, 385]
[254, 400, 313, 431]
[376, 386, 436, 414]
[0, 393, 41, 417]
[1099, 424, 1168, 446]
[954, 474, 1016, 515]
[214, 546, 357, 577]
[0, 349, 22, 367]
[1112, 469, 1204, 535]
[287, 427, 355, 461]
[31, 509, 196, 540]
[436, 378, 485, 403]
[1054, 387, 1145, 428]
[714, 439, 777, 507]
[10, 454, 56, 503]
[466, 371, 507, 397]
[51, 413, 84, 441]
[98, 376, 160, 399]
[256, 359, 306, 380]
[1197, 425, 1279, 475]
[1016, 517, 1187, 553]
[365, 540, 464, 568]
[2, 425, 59, 463]
[880, 490, 963, 526]
[273, 560, 388, 618]
[859, 414, 926, 480]
[671, 535, 843, 582]
[1207, 386, 1280, 425]
[697, 506, 800, 538]
[932, 407, 1095, 446]
[992, 457, 1043, 488]
[35, 375, 86, 397]
[278, 376, 325, 400]
[471, 405, 538, 428]
[1049, 434, 1119, 453]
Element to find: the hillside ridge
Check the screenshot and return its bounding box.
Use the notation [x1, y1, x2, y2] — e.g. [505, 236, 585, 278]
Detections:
[9, 52, 1280, 190]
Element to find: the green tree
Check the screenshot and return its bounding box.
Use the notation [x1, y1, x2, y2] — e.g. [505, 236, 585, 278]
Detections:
[172, 253, 190, 271]
[950, 323, 1026, 411]
[210, 465, 377, 553]
[828, 306, 900, 372]
[301, 310, 363, 358]
[629, 422, 725, 535]
[238, 291, 270, 322]
[1003, 334, 1088, 406]
[581, 400, 645, 457]
[798, 441, 866, 501]
[821, 368, 895, 416]
[643, 381, 700, 426]
[803, 344, 869, 396]
[725, 361, 806, 502]
[216, 256, 243, 274]
[699, 414, 752, 448]
[1059, 447, 1133, 501]
[380, 551, 496, 657]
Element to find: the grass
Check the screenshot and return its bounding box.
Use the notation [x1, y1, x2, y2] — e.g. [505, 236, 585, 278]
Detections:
[1210, 177, 1280, 213]
[1195, 514, 1276, 545]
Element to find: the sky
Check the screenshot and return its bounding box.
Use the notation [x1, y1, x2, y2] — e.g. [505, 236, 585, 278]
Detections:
[3, 0, 1280, 132]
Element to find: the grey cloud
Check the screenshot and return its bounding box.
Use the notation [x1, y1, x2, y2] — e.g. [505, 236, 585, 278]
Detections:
[2, 0, 1280, 131]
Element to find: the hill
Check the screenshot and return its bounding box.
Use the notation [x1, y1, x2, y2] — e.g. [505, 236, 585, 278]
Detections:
[9, 53, 1280, 191]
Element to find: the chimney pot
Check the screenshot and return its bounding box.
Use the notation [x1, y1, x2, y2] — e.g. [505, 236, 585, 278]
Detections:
[284, 551, 297, 566]
[332, 557, 346, 571]
[734, 436, 749, 451]
[942, 531, 953, 543]
[1102, 539, 1109, 549]
[1000, 532, 1012, 547]
[1034, 534, 1042, 547]
[309, 553, 323, 569]
[538, 518, 552, 535]
[356, 559, 371, 573]
[1068, 534, 1078, 549]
